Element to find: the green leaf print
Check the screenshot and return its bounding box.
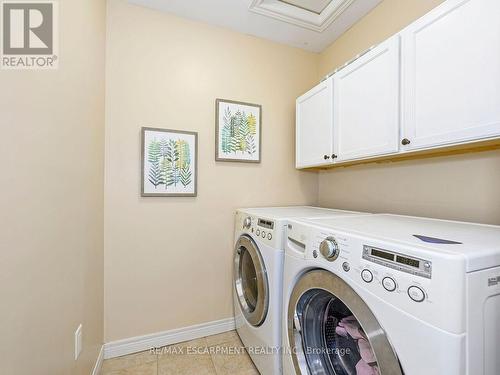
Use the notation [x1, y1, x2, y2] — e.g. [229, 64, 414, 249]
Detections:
[163, 139, 179, 187]
[180, 165, 192, 187]
[148, 139, 164, 188]
[156, 138, 192, 189]
[221, 107, 232, 154]
[220, 107, 257, 155]
[246, 135, 256, 155]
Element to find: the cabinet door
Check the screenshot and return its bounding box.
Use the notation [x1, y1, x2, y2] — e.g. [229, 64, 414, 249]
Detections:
[333, 36, 400, 162]
[401, 0, 500, 150]
[296, 78, 334, 168]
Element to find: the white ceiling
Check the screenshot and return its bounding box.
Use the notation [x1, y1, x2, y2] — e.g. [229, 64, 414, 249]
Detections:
[127, 0, 381, 53]
[279, 0, 332, 14]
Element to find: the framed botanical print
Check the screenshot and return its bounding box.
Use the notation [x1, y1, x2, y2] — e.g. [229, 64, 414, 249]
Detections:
[215, 99, 261, 163]
[141, 127, 198, 197]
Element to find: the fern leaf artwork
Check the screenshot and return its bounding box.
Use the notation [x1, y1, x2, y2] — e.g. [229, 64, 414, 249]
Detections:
[147, 140, 164, 188]
[142, 128, 197, 196]
[177, 140, 190, 169]
[148, 160, 163, 188]
[161, 156, 173, 187]
[148, 139, 161, 163]
[160, 138, 169, 158]
[246, 134, 256, 156]
[216, 100, 261, 163]
[162, 139, 180, 187]
[180, 165, 192, 187]
[247, 113, 257, 135]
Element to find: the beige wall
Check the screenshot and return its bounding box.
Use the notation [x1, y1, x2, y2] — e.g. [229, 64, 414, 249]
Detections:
[104, 0, 318, 342]
[317, 0, 500, 225]
[319, 151, 500, 224]
[0, 0, 105, 374]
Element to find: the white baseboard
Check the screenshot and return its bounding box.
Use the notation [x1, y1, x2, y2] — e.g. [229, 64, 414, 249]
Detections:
[103, 317, 236, 360]
[91, 345, 104, 375]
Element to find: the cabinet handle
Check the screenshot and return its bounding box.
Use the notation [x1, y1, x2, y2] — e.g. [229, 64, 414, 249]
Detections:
[332, 154, 338, 159]
[401, 138, 411, 146]
[324, 155, 330, 160]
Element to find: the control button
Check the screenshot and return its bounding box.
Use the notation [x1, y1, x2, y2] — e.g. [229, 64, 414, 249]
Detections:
[262, 231, 266, 238]
[313, 250, 318, 258]
[243, 217, 252, 229]
[319, 236, 340, 261]
[424, 262, 431, 269]
[256, 229, 260, 236]
[342, 262, 350, 272]
[361, 269, 373, 283]
[408, 286, 425, 302]
[267, 233, 272, 240]
[382, 277, 397, 292]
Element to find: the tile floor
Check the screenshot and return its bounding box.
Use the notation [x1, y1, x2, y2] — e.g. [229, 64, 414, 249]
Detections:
[101, 331, 260, 375]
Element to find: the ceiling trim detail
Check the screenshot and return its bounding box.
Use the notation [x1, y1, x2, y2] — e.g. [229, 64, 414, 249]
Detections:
[249, 0, 356, 32]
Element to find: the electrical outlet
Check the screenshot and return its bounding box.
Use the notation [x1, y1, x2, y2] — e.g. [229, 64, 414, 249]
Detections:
[74, 324, 83, 360]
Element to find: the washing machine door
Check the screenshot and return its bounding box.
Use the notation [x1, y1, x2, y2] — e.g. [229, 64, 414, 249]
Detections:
[288, 269, 402, 375]
[234, 235, 269, 327]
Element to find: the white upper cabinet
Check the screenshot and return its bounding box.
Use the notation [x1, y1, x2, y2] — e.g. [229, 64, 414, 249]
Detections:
[295, 0, 500, 169]
[401, 0, 500, 150]
[296, 78, 334, 168]
[333, 36, 401, 162]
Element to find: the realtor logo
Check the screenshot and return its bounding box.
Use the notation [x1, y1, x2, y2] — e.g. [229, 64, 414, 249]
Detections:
[1, 0, 58, 69]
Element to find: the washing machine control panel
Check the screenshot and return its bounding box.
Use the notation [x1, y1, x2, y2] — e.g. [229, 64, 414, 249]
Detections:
[236, 213, 278, 247]
[362, 245, 432, 279]
[289, 220, 466, 335]
[310, 231, 433, 306]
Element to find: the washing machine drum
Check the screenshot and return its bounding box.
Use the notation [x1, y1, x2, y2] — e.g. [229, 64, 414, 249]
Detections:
[288, 269, 403, 375]
[234, 235, 269, 327]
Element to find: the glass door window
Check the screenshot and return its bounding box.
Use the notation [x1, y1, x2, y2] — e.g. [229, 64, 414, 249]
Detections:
[240, 249, 258, 312]
[234, 235, 269, 327]
[288, 270, 402, 375]
[297, 289, 379, 374]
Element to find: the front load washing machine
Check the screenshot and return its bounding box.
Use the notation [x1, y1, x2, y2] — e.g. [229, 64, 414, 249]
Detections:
[233, 207, 367, 375]
[283, 214, 500, 375]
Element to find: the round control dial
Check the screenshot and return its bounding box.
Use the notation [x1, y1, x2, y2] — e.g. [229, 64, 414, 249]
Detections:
[408, 286, 426, 302]
[243, 217, 252, 229]
[361, 269, 373, 283]
[319, 236, 340, 261]
[382, 277, 397, 292]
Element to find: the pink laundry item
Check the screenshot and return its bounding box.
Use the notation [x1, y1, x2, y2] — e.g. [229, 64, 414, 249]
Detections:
[355, 359, 377, 375]
[336, 325, 348, 337]
[335, 315, 379, 374]
[338, 318, 364, 340]
[358, 338, 376, 363]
